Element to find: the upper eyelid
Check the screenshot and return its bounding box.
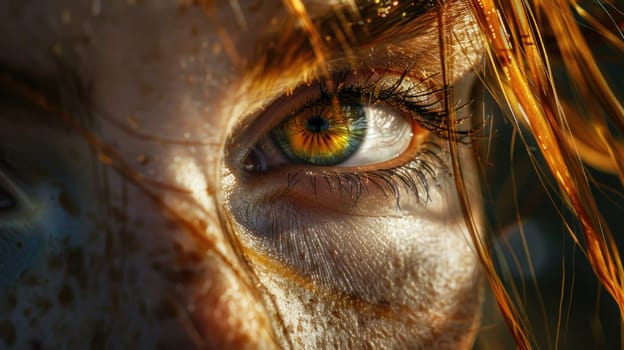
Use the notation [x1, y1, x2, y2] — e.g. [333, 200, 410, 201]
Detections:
[246, 0, 441, 77]
[232, 71, 449, 174]
[244, 2, 482, 91]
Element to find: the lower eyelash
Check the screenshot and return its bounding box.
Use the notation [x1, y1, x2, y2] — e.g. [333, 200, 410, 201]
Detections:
[284, 140, 449, 208]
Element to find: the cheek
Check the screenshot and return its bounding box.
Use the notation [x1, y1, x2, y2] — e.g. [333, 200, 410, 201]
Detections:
[0, 137, 276, 349]
[223, 152, 483, 349]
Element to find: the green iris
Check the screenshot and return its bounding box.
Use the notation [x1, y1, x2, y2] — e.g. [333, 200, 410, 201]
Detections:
[272, 104, 367, 165]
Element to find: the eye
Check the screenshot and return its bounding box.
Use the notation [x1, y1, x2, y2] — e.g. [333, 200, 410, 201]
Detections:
[228, 69, 470, 216]
[244, 72, 442, 174]
[225, 69, 478, 305]
[275, 98, 417, 164]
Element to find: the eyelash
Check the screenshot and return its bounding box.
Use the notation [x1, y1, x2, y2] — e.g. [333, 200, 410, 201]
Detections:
[252, 69, 473, 207]
[284, 140, 448, 207]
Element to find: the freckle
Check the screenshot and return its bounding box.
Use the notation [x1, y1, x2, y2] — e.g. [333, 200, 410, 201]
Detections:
[190, 25, 199, 36]
[121, 232, 140, 253]
[134, 218, 145, 228]
[173, 241, 184, 254]
[110, 206, 128, 222]
[30, 339, 43, 350]
[0, 320, 16, 347]
[211, 43, 222, 55]
[34, 297, 52, 315]
[151, 261, 164, 273]
[176, 2, 189, 14]
[110, 290, 121, 311]
[156, 342, 175, 350]
[108, 267, 122, 283]
[195, 218, 208, 232]
[139, 83, 155, 94]
[90, 321, 107, 350]
[205, 182, 217, 196]
[155, 297, 177, 320]
[132, 330, 140, 343]
[167, 268, 197, 285]
[126, 115, 140, 129]
[58, 284, 74, 308]
[137, 154, 150, 165]
[184, 252, 202, 265]
[19, 271, 46, 286]
[88, 230, 99, 244]
[58, 190, 81, 217]
[166, 221, 178, 231]
[67, 148, 80, 160]
[51, 43, 63, 56]
[66, 248, 87, 289]
[138, 300, 147, 317]
[1, 291, 16, 312]
[47, 254, 64, 270]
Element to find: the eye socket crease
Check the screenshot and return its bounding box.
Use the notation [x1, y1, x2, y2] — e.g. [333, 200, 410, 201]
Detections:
[253, 0, 440, 76]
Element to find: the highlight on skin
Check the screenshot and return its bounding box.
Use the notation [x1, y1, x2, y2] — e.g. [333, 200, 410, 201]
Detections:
[0, 0, 621, 349]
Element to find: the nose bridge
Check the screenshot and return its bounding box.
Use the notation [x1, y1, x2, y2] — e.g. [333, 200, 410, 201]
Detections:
[149, 150, 279, 349]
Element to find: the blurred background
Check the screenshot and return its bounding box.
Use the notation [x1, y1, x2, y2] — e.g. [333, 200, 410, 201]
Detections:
[473, 11, 623, 348]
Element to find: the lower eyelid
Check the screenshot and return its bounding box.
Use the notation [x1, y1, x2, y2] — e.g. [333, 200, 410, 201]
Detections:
[228, 177, 466, 299]
[238, 138, 450, 216]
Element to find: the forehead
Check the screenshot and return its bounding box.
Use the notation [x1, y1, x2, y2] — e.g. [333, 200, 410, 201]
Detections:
[0, 1, 284, 59]
[0, 0, 479, 138]
[1, 1, 280, 142]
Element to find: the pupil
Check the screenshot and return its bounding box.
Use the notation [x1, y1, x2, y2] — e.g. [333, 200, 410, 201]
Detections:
[306, 115, 329, 133]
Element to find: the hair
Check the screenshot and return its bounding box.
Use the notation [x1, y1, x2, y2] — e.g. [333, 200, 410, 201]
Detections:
[470, 1, 622, 348]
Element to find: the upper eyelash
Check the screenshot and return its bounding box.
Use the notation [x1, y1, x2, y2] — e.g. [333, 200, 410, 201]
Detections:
[289, 70, 475, 142]
[250, 68, 474, 208]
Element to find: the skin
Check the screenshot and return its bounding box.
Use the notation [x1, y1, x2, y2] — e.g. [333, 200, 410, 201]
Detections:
[0, 0, 486, 349]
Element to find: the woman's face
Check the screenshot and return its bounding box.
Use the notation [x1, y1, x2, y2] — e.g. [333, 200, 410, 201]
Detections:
[0, 0, 486, 348]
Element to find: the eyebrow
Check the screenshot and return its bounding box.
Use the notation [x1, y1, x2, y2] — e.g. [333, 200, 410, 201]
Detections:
[250, 0, 440, 77]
